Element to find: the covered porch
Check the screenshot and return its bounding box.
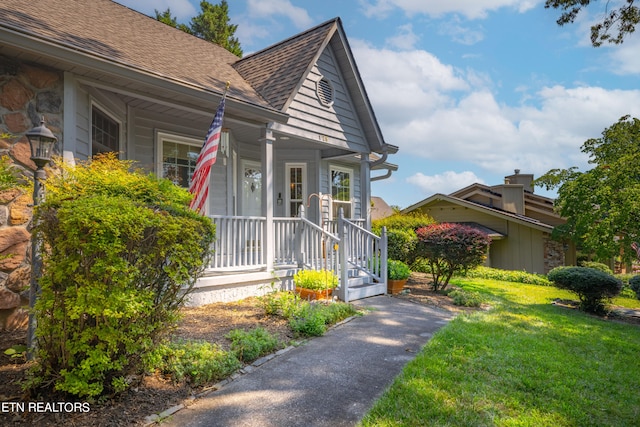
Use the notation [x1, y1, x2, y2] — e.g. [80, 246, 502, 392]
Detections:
[189, 209, 388, 305]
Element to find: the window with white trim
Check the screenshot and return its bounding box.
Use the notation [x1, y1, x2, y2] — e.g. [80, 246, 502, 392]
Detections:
[286, 163, 306, 217]
[158, 133, 202, 188]
[330, 165, 352, 219]
[91, 106, 120, 156]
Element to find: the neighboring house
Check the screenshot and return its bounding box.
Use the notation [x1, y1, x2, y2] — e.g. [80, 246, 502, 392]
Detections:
[0, 0, 398, 305]
[371, 196, 395, 221]
[403, 170, 576, 274]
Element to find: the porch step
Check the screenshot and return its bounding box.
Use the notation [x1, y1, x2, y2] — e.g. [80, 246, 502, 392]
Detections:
[346, 282, 386, 301]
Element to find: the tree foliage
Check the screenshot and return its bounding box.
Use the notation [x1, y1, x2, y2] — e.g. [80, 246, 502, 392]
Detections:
[414, 223, 491, 291]
[545, 0, 640, 46]
[155, 0, 242, 57]
[29, 154, 216, 397]
[536, 116, 640, 264]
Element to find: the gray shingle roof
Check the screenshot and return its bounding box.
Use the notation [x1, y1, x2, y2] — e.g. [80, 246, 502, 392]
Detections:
[233, 19, 336, 111]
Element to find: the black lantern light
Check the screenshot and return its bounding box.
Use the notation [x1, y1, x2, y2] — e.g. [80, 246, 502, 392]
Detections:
[26, 117, 58, 167]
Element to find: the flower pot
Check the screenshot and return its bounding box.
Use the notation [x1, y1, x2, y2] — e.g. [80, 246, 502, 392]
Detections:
[387, 279, 407, 294]
[296, 287, 333, 300]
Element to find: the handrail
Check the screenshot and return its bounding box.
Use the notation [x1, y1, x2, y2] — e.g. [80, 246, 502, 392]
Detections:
[296, 215, 340, 273]
[337, 210, 387, 301]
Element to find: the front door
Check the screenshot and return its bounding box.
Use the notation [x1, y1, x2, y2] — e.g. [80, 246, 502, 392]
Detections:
[241, 160, 262, 216]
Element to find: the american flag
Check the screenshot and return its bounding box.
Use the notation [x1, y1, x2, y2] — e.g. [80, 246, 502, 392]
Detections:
[189, 97, 226, 214]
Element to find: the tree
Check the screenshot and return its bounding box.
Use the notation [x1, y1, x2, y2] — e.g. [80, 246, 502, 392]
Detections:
[545, 0, 640, 46]
[155, 8, 192, 34]
[536, 116, 640, 264]
[414, 223, 491, 291]
[155, 1, 242, 57]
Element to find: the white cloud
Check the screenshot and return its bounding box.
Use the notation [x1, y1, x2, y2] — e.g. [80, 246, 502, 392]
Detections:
[608, 36, 640, 75]
[246, 0, 313, 29]
[407, 171, 485, 195]
[385, 24, 420, 50]
[353, 42, 640, 182]
[438, 17, 485, 45]
[359, 0, 541, 19]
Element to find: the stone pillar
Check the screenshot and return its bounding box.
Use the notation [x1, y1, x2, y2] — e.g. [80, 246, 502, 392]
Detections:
[0, 55, 63, 330]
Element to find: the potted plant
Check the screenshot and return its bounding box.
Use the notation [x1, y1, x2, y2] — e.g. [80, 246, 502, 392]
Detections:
[293, 269, 339, 300]
[387, 259, 411, 294]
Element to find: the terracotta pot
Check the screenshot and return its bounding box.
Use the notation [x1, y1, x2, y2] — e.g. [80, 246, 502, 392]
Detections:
[296, 287, 333, 300]
[387, 278, 407, 294]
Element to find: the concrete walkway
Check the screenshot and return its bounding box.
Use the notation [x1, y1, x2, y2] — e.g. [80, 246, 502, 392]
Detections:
[156, 295, 455, 427]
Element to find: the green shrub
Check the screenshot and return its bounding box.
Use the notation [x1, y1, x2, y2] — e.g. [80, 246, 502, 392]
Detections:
[449, 289, 484, 307]
[293, 269, 338, 291]
[30, 154, 215, 397]
[629, 276, 640, 300]
[414, 223, 491, 291]
[548, 266, 623, 314]
[258, 290, 299, 318]
[290, 304, 327, 336]
[386, 229, 417, 263]
[372, 213, 433, 264]
[287, 300, 358, 337]
[225, 327, 281, 363]
[388, 259, 411, 280]
[463, 266, 552, 286]
[580, 261, 613, 275]
[371, 212, 435, 234]
[150, 340, 240, 386]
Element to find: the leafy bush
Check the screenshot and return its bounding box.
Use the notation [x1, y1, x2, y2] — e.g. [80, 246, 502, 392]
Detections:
[580, 261, 613, 275]
[30, 154, 216, 397]
[629, 275, 640, 300]
[372, 213, 433, 264]
[548, 266, 623, 313]
[463, 266, 552, 286]
[388, 259, 411, 280]
[449, 289, 484, 307]
[414, 223, 491, 291]
[293, 269, 338, 291]
[289, 304, 327, 336]
[258, 289, 299, 318]
[150, 340, 241, 386]
[386, 229, 417, 263]
[371, 212, 435, 234]
[0, 155, 20, 191]
[225, 327, 281, 363]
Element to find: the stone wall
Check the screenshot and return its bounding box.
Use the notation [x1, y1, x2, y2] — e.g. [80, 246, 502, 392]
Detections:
[543, 235, 565, 274]
[0, 55, 63, 330]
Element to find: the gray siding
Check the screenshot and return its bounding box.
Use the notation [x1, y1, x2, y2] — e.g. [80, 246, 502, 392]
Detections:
[286, 46, 368, 153]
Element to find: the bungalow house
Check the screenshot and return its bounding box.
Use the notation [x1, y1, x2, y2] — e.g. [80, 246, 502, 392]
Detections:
[403, 170, 576, 274]
[0, 0, 397, 308]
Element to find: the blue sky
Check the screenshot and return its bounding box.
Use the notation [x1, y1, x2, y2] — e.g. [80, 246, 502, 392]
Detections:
[116, 0, 640, 209]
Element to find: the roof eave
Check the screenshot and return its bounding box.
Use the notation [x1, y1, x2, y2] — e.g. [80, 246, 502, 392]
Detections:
[0, 25, 288, 124]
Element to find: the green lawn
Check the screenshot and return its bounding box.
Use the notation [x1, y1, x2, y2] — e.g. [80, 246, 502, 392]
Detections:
[360, 278, 640, 427]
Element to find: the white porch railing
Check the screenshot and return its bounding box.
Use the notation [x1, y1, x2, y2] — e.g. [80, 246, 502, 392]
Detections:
[209, 216, 266, 270]
[336, 209, 387, 301]
[208, 212, 387, 302]
[295, 214, 340, 272]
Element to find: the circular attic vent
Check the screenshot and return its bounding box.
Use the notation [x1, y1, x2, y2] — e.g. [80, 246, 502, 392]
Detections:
[316, 78, 334, 106]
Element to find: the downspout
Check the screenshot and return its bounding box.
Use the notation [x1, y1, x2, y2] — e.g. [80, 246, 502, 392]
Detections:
[371, 169, 392, 182]
[370, 147, 393, 182]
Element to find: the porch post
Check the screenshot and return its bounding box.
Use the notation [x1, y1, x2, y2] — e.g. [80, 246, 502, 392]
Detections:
[338, 207, 349, 302]
[260, 124, 275, 272]
[361, 155, 371, 230]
